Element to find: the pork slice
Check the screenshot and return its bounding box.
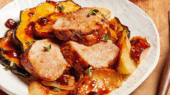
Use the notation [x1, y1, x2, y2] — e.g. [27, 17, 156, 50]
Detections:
[61, 40, 119, 71]
[21, 39, 70, 81]
[53, 8, 110, 46]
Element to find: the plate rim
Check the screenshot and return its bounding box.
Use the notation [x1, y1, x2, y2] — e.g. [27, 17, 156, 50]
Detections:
[0, 0, 160, 95]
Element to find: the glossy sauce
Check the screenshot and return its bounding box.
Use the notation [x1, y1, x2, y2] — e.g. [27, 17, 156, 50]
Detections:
[38, 17, 51, 26]
[130, 36, 150, 60]
[25, 22, 35, 37]
[5, 19, 17, 29]
[29, 12, 35, 17]
[56, 75, 69, 85]
[89, 91, 100, 95]
[3, 50, 18, 58]
[1, 30, 20, 58]
[46, 0, 59, 8]
[67, 93, 75, 95]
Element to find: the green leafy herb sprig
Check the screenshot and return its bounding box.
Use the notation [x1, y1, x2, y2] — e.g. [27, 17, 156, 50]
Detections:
[25, 40, 38, 46]
[25, 41, 33, 45]
[101, 13, 106, 18]
[4, 59, 14, 71]
[54, 88, 60, 92]
[57, 5, 65, 10]
[89, 9, 99, 17]
[85, 67, 93, 77]
[44, 44, 51, 51]
[102, 33, 111, 40]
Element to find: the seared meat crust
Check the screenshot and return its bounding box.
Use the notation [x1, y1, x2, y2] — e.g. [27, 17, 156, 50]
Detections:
[60, 40, 120, 72]
[53, 8, 110, 46]
[21, 39, 70, 81]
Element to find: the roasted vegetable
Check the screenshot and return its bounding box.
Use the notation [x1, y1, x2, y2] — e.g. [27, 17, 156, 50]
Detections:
[116, 29, 129, 48]
[34, 1, 81, 38]
[42, 74, 76, 90]
[58, 0, 81, 13]
[77, 69, 122, 95]
[130, 36, 150, 64]
[0, 30, 21, 67]
[29, 81, 70, 95]
[109, 17, 130, 40]
[0, 30, 30, 78]
[13, 1, 58, 52]
[116, 36, 137, 74]
[34, 13, 63, 38]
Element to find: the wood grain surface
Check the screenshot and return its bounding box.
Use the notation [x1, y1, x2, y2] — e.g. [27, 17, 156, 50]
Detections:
[0, 0, 170, 95]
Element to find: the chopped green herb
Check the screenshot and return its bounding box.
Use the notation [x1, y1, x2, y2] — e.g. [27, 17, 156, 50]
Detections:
[25, 41, 33, 45]
[10, 59, 14, 67]
[118, 31, 123, 32]
[89, 10, 92, 17]
[54, 88, 60, 92]
[4, 59, 14, 70]
[92, 11, 96, 15]
[93, 9, 99, 13]
[44, 44, 51, 51]
[34, 39, 38, 42]
[57, 5, 65, 10]
[125, 30, 128, 33]
[85, 67, 93, 77]
[88, 9, 99, 17]
[5, 65, 10, 71]
[5, 58, 11, 61]
[101, 13, 106, 18]
[102, 33, 111, 40]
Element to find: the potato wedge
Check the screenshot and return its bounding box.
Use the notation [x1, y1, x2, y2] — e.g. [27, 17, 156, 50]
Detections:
[116, 36, 137, 74]
[78, 69, 122, 95]
[109, 17, 130, 40]
[116, 29, 128, 48]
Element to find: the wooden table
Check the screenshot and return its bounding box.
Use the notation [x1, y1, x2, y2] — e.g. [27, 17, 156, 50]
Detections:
[0, 0, 170, 95]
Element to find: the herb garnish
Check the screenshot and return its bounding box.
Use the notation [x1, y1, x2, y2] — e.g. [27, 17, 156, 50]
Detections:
[26, 40, 38, 45]
[102, 33, 111, 40]
[5, 65, 10, 71]
[57, 5, 65, 10]
[10, 59, 14, 67]
[89, 11, 92, 17]
[44, 44, 51, 51]
[101, 13, 106, 18]
[34, 39, 38, 42]
[4, 59, 14, 70]
[54, 88, 60, 92]
[125, 30, 128, 33]
[85, 67, 93, 77]
[89, 9, 99, 17]
[25, 41, 33, 45]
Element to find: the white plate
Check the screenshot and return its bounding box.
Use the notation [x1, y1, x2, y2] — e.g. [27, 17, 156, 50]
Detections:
[0, 0, 160, 95]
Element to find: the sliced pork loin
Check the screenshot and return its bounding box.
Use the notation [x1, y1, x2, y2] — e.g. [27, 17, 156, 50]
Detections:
[61, 40, 120, 72]
[53, 7, 110, 46]
[21, 39, 70, 81]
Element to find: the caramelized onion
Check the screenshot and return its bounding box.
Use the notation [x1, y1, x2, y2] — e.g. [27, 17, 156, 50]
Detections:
[42, 75, 76, 90]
